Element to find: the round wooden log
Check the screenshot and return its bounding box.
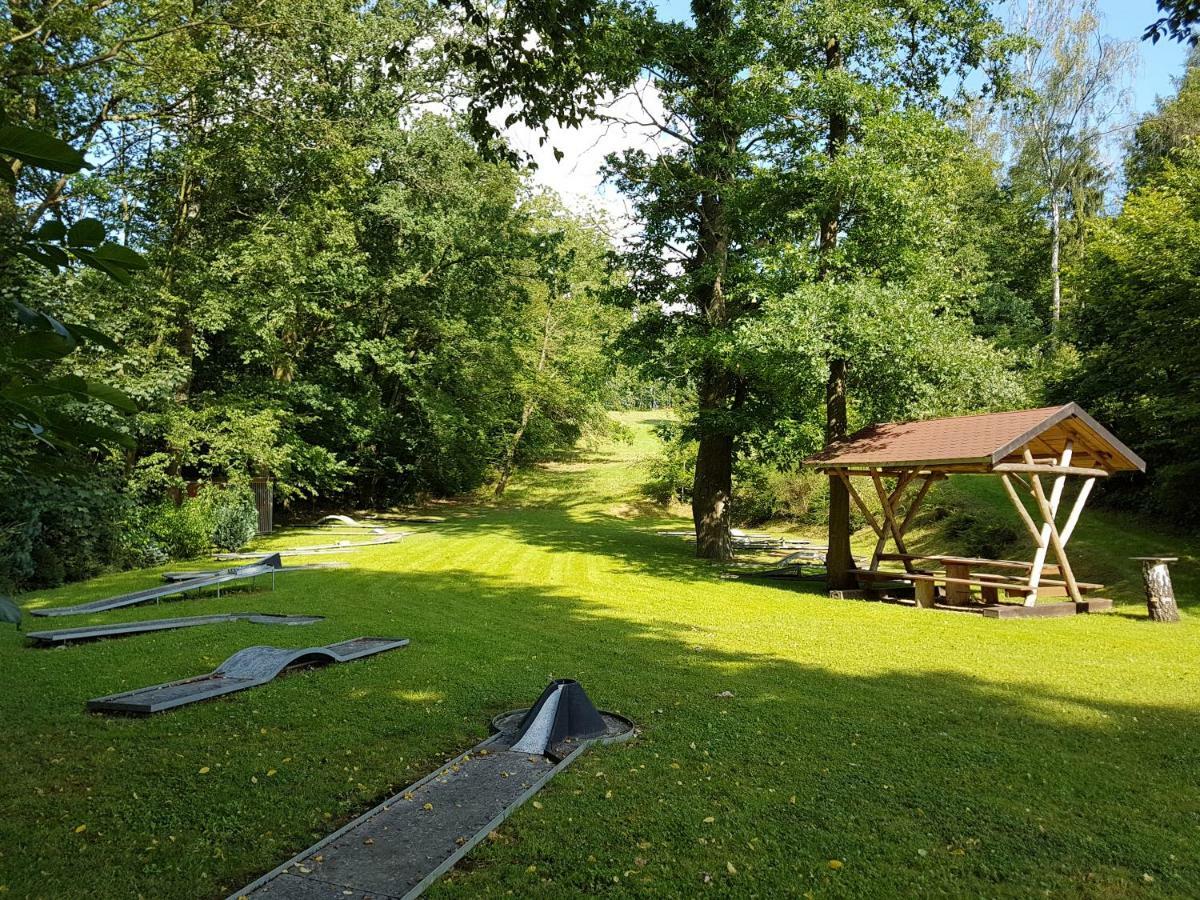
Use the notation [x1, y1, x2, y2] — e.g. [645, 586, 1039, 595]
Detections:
[1133, 557, 1181, 623]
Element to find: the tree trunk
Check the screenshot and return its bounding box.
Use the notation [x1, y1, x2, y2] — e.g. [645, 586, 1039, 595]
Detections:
[494, 299, 554, 498]
[821, 36, 855, 590]
[1050, 194, 1061, 325]
[1139, 558, 1181, 623]
[690, 199, 735, 560]
[825, 358, 855, 589]
[688, 0, 737, 562]
[494, 400, 533, 498]
[693, 411, 733, 561]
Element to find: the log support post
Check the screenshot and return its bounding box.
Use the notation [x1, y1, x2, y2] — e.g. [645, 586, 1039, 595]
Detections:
[1134, 556, 1181, 623]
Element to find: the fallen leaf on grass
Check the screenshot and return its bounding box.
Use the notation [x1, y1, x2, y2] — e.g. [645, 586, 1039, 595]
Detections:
[198, 766, 210, 775]
[73, 824, 86, 834]
[828, 859, 843, 870]
[726, 861, 737, 875]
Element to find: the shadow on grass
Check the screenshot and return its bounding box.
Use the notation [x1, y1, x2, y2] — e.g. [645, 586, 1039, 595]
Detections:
[2, 554, 1197, 898]
[299, 565, 1199, 896]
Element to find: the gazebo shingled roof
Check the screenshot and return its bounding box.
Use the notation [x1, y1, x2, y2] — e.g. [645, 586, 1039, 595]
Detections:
[805, 403, 1145, 611]
[806, 403, 1145, 474]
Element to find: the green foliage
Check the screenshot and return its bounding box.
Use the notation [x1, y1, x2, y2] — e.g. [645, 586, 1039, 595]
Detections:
[732, 464, 833, 528]
[1145, 0, 1200, 45]
[203, 486, 259, 552]
[1061, 142, 1200, 523]
[0, 129, 139, 466]
[146, 498, 214, 561]
[0, 0, 623, 521]
[0, 472, 129, 591]
[1126, 52, 1200, 188]
[642, 426, 696, 506]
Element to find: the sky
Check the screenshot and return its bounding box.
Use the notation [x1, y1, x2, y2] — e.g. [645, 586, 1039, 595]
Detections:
[510, 0, 1193, 226]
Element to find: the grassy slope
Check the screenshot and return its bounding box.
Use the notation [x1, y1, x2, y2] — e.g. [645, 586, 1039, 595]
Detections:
[0, 411, 1197, 898]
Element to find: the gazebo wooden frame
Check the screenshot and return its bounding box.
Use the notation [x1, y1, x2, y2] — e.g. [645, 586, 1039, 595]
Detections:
[807, 404, 1145, 607]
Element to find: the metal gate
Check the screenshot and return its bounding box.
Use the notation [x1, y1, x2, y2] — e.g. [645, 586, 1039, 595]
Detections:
[251, 477, 273, 534]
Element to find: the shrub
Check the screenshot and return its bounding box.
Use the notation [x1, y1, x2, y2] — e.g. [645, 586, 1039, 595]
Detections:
[731, 461, 779, 525]
[203, 486, 259, 551]
[0, 474, 128, 591]
[147, 498, 215, 560]
[643, 437, 696, 505]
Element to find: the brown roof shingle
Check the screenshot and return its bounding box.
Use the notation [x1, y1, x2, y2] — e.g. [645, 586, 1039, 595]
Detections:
[806, 404, 1144, 473]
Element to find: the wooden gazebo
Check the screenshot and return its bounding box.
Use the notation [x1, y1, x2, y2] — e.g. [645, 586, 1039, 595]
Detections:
[805, 404, 1145, 614]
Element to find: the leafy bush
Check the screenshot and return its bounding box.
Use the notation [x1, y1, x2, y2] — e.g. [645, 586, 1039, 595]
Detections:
[643, 434, 696, 505]
[0, 474, 128, 591]
[146, 498, 215, 560]
[730, 461, 778, 524]
[203, 486, 259, 551]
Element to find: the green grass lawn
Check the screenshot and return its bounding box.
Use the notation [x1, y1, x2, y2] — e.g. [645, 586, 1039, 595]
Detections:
[3, 412, 1198, 898]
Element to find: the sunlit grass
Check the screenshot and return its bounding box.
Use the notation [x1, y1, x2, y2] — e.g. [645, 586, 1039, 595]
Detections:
[1, 411, 1197, 897]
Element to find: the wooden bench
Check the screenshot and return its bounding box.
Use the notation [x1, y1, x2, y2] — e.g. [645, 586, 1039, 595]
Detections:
[853, 568, 1103, 608]
[878, 553, 1060, 576]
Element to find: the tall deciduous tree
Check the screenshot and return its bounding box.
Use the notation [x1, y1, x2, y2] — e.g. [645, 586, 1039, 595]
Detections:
[453, 0, 1012, 562]
[1063, 64, 1200, 525]
[1005, 0, 1135, 326]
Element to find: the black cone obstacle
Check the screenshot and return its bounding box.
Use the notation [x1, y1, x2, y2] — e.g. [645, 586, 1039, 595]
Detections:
[232, 679, 634, 900]
[511, 678, 608, 755]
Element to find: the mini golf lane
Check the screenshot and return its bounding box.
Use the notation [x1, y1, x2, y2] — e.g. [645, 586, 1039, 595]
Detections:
[88, 637, 409, 714]
[232, 680, 634, 900]
[26, 613, 324, 646]
[29, 553, 285, 618]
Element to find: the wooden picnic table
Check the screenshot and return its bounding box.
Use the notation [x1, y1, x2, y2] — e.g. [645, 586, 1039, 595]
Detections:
[859, 553, 1101, 608]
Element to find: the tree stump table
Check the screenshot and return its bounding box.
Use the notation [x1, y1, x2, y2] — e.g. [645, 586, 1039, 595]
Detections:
[1132, 557, 1181, 623]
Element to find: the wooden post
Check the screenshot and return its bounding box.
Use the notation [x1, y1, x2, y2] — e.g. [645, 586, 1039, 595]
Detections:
[898, 474, 936, 536]
[1026, 464, 1084, 605]
[1058, 477, 1096, 546]
[835, 471, 884, 571]
[914, 580, 936, 609]
[1000, 474, 1044, 546]
[870, 470, 915, 573]
[1133, 557, 1181, 623]
[1022, 444, 1071, 605]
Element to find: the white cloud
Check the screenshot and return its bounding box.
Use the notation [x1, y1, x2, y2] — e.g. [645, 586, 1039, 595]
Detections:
[496, 79, 678, 242]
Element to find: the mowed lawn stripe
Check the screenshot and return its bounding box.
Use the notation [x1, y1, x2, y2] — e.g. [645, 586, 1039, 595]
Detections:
[1, 411, 1197, 898]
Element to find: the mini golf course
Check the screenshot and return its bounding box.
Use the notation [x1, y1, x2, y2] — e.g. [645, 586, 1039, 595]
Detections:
[2, 413, 1199, 898]
[26, 613, 324, 646]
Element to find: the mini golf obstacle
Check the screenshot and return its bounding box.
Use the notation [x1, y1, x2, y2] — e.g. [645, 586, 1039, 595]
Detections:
[729, 549, 831, 581]
[162, 562, 344, 582]
[29, 553, 285, 618]
[87, 637, 408, 714]
[658, 529, 812, 552]
[215, 533, 410, 560]
[26, 612, 323, 647]
[232, 679, 634, 899]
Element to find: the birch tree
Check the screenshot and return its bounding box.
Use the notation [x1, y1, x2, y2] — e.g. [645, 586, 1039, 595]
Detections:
[1007, 0, 1135, 326]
